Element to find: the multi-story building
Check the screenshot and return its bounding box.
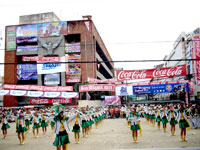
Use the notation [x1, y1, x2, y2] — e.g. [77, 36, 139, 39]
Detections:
[3, 12, 114, 106]
[161, 28, 200, 101]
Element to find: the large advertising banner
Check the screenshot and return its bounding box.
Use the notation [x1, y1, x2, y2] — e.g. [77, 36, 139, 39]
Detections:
[132, 83, 188, 95]
[17, 64, 37, 80]
[6, 26, 16, 50]
[67, 53, 81, 62]
[37, 21, 67, 37]
[30, 98, 72, 105]
[3, 84, 73, 92]
[17, 45, 38, 52]
[16, 24, 37, 42]
[44, 73, 60, 85]
[116, 65, 187, 81]
[0, 89, 78, 98]
[105, 96, 121, 105]
[37, 56, 66, 74]
[194, 36, 200, 86]
[22, 56, 60, 62]
[67, 63, 81, 75]
[79, 84, 115, 92]
[65, 42, 81, 53]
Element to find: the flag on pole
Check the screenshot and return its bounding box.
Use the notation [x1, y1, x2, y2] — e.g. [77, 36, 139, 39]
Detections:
[97, 63, 101, 70]
[86, 92, 91, 100]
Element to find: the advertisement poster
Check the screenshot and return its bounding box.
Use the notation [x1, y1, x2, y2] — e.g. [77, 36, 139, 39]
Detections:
[44, 73, 60, 85]
[16, 24, 37, 43]
[194, 36, 200, 86]
[37, 21, 67, 37]
[17, 64, 37, 80]
[116, 65, 187, 81]
[66, 63, 81, 75]
[67, 53, 81, 62]
[65, 42, 81, 53]
[37, 56, 66, 74]
[66, 75, 81, 83]
[6, 26, 16, 50]
[17, 45, 38, 52]
[115, 86, 134, 96]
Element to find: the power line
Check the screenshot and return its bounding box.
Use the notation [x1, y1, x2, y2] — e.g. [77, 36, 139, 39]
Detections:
[0, 39, 199, 51]
[0, 58, 199, 65]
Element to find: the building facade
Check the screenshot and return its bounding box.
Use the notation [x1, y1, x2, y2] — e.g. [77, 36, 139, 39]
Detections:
[3, 12, 114, 106]
[161, 28, 200, 101]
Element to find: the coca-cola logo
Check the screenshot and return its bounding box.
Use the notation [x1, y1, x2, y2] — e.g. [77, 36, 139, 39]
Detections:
[153, 66, 184, 77]
[117, 71, 147, 80]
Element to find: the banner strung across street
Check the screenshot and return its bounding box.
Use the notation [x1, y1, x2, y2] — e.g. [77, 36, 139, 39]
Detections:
[0, 90, 78, 98]
[104, 96, 121, 105]
[116, 65, 187, 81]
[3, 84, 73, 92]
[79, 84, 115, 92]
[30, 98, 72, 104]
[115, 83, 188, 96]
[132, 83, 189, 95]
[87, 77, 118, 83]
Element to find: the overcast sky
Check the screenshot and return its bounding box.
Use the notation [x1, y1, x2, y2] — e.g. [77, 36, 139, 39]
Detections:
[0, 0, 200, 76]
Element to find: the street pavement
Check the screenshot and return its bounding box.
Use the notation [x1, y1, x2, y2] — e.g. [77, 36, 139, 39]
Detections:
[0, 118, 200, 150]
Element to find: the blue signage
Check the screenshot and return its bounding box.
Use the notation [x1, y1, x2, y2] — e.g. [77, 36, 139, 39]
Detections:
[132, 83, 188, 95]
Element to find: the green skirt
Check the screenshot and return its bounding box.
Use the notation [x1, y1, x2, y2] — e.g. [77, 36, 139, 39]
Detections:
[53, 131, 70, 146]
[170, 118, 178, 125]
[156, 116, 162, 122]
[33, 123, 41, 129]
[25, 120, 32, 126]
[94, 117, 99, 122]
[16, 125, 28, 133]
[41, 121, 48, 127]
[131, 124, 140, 130]
[50, 122, 55, 126]
[151, 115, 156, 120]
[179, 119, 189, 129]
[81, 121, 90, 128]
[1, 124, 10, 130]
[162, 117, 168, 124]
[72, 124, 80, 133]
[90, 120, 94, 125]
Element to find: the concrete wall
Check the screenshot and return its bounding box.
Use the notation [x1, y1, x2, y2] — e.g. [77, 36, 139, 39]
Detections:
[78, 100, 104, 107]
[19, 12, 60, 24]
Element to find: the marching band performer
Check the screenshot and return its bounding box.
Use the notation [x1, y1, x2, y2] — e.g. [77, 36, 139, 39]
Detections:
[161, 107, 168, 132]
[1, 111, 10, 139]
[168, 106, 178, 136]
[178, 106, 190, 142]
[52, 103, 75, 150]
[32, 111, 41, 138]
[156, 107, 162, 130]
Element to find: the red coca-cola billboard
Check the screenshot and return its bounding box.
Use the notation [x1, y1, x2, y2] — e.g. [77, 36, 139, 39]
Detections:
[30, 98, 72, 105]
[116, 65, 187, 81]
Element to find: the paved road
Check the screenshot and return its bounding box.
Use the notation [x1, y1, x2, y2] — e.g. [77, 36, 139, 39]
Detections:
[0, 118, 200, 150]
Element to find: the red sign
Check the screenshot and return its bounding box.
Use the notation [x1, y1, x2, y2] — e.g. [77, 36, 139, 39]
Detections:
[22, 56, 60, 62]
[65, 78, 81, 83]
[116, 65, 187, 81]
[79, 84, 115, 92]
[30, 98, 72, 105]
[87, 77, 118, 83]
[194, 36, 200, 86]
[3, 84, 73, 92]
